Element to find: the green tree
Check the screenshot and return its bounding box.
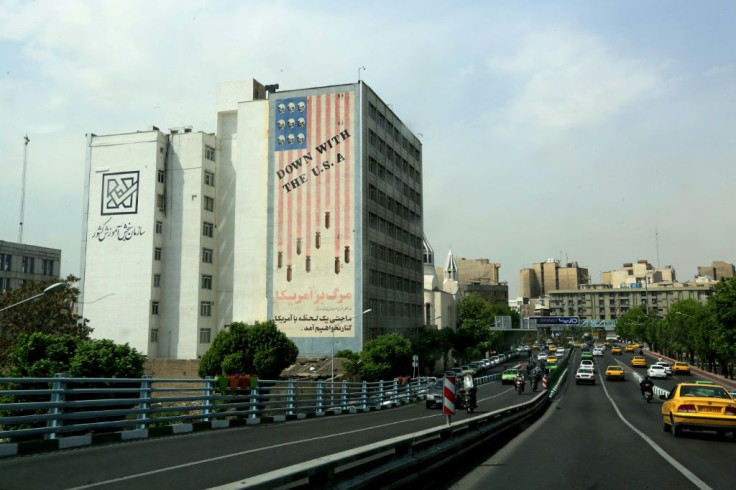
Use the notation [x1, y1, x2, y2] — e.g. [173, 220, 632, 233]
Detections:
[68, 339, 145, 378]
[198, 320, 299, 380]
[0, 275, 92, 373]
[7, 333, 144, 378]
[343, 333, 412, 381]
[615, 307, 655, 346]
[707, 277, 736, 377]
[664, 299, 710, 363]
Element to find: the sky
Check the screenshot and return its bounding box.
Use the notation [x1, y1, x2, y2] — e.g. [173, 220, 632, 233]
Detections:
[1, 0, 735, 298]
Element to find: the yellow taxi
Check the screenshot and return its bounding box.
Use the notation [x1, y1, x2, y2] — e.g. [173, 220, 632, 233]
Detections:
[631, 356, 647, 367]
[605, 365, 625, 381]
[548, 345, 558, 353]
[546, 356, 558, 364]
[573, 341, 582, 348]
[611, 346, 623, 355]
[532, 343, 539, 350]
[661, 383, 736, 437]
[672, 362, 691, 375]
[624, 344, 636, 353]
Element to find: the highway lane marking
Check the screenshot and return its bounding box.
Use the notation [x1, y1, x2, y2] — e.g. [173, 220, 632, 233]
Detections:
[598, 373, 713, 490]
[63, 412, 450, 489]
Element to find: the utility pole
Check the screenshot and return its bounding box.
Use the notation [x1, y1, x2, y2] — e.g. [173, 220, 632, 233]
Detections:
[19, 135, 30, 243]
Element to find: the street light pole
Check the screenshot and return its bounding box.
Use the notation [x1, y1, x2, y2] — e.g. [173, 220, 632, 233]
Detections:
[331, 308, 372, 382]
[0, 282, 67, 313]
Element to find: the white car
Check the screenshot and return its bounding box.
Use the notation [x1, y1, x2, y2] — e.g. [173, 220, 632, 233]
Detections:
[593, 348, 603, 356]
[580, 360, 594, 369]
[537, 353, 548, 361]
[575, 367, 595, 385]
[654, 361, 672, 375]
[555, 350, 564, 358]
[647, 364, 668, 379]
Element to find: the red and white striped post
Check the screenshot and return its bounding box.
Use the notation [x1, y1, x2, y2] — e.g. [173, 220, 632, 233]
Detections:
[443, 376, 456, 426]
[542, 374, 548, 390]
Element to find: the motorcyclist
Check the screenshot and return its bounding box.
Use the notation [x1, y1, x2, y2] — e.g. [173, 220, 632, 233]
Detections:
[640, 375, 654, 398]
[467, 385, 478, 409]
[530, 369, 540, 391]
[515, 371, 526, 391]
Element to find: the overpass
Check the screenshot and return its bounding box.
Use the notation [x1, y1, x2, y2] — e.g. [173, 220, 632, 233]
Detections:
[0, 350, 733, 489]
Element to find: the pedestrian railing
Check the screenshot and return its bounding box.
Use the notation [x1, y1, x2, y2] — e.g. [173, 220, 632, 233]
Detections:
[0, 375, 432, 445]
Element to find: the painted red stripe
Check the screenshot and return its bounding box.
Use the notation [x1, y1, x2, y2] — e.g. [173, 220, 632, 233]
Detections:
[325, 94, 331, 217]
[287, 149, 293, 266]
[278, 150, 284, 249]
[343, 91, 351, 245]
[334, 93, 341, 256]
[306, 96, 313, 255]
[315, 95, 322, 234]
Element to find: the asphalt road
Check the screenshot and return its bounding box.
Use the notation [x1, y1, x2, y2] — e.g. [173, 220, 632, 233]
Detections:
[2, 352, 732, 490]
[0, 359, 529, 490]
[448, 349, 736, 490]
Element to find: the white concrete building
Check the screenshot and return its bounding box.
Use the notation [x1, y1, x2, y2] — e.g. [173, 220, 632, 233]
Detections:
[81, 79, 424, 359]
[81, 128, 218, 359]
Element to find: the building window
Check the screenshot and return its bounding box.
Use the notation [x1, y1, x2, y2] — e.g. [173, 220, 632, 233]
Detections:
[157, 170, 165, 183]
[202, 274, 212, 290]
[203, 196, 214, 212]
[157, 194, 165, 212]
[155, 221, 163, 234]
[0, 254, 10, 271]
[41, 259, 54, 275]
[151, 301, 159, 315]
[202, 248, 213, 264]
[21, 256, 34, 273]
[154, 248, 162, 261]
[200, 301, 212, 317]
[203, 221, 214, 237]
[150, 329, 159, 343]
[204, 171, 215, 186]
[153, 274, 161, 287]
[199, 328, 212, 343]
[1, 277, 10, 292]
[204, 145, 215, 161]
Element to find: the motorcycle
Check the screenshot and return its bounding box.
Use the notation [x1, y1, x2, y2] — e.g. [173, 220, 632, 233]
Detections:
[642, 388, 653, 402]
[531, 377, 538, 392]
[515, 377, 525, 395]
[466, 387, 478, 413]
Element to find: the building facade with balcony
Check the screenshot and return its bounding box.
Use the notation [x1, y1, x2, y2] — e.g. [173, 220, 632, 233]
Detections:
[549, 283, 715, 320]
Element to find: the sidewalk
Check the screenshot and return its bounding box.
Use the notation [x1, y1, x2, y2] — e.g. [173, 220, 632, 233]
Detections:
[644, 349, 736, 389]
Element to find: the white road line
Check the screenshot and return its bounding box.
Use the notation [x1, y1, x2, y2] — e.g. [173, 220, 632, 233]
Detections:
[599, 372, 713, 490]
[64, 413, 440, 490]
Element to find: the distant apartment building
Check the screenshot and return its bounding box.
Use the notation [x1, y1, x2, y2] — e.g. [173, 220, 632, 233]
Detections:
[697, 261, 735, 281]
[0, 240, 61, 293]
[549, 283, 714, 320]
[602, 260, 676, 288]
[438, 255, 508, 306]
[520, 259, 589, 299]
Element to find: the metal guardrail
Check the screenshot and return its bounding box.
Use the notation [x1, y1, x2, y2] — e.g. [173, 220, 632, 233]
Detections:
[210, 391, 551, 490]
[0, 375, 431, 444]
[0, 366, 512, 459]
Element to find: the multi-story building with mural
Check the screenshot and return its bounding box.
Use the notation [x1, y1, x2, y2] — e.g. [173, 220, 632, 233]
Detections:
[80, 79, 424, 359]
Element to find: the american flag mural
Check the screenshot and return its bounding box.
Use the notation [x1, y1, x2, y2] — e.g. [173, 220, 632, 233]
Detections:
[271, 90, 357, 337]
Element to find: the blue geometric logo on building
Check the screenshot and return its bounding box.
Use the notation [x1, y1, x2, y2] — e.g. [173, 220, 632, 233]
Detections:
[101, 171, 140, 215]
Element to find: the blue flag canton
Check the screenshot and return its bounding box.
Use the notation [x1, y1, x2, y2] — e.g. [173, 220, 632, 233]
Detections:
[275, 97, 308, 151]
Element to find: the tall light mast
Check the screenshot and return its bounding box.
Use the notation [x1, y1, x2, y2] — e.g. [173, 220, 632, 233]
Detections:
[18, 135, 30, 243]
